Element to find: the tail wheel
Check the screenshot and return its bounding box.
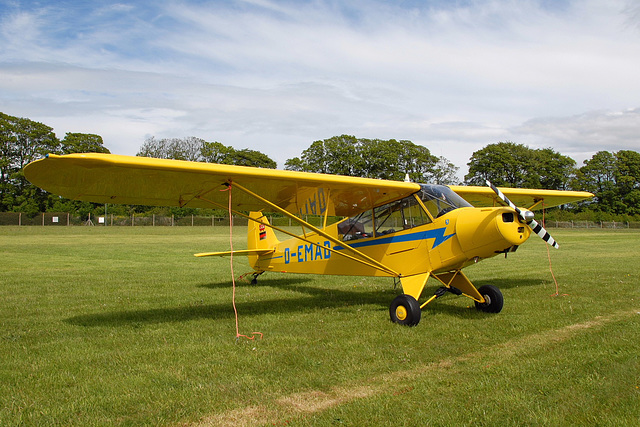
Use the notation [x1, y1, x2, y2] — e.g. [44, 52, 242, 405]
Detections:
[389, 295, 421, 326]
[474, 285, 504, 313]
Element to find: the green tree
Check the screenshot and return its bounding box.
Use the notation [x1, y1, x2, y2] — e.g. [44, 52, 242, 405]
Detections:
[61, 133, 110, 154]
[285, 135, 443, 182]
[283, 156, 305, 172]
[574, 151, 619, 212]
[201, 141, 234, 164]
[465, 142, 534, 187]
[0, 112, 61, 212]
[1, 112, 114, 213]
[465, 142, 575, 190]
[531, 148, 576, 190]
[615, 150, 640, 200]
[232, 148, 277, 168]
[573, 150, 640, 215]
[288, 135, 361, 176]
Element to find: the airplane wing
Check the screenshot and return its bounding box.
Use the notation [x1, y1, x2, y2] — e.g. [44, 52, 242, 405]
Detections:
[449, 185, 593, 210]
[24, 153, 420, 218]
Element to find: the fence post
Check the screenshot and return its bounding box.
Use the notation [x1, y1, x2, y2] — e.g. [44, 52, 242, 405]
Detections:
[19, 212, 22, 226]
[192, 214, 194, 226]
[172, 215, 174, 226]
[132, 214, 134, 226]
[67, 212, 70, 226]
[42, 213, 45, 226]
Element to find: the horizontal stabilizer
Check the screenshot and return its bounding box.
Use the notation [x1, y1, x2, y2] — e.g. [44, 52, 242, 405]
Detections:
[194, 249, 274, 258]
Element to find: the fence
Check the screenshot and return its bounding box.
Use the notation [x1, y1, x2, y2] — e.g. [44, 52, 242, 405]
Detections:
[1, 212, 639, 229]
[0, 212, 327, 227]
[545, 220, 638, 229]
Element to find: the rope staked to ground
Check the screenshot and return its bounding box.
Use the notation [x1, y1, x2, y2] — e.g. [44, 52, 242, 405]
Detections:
[223, 182, 262, 341]
[542, 206, 565, 297]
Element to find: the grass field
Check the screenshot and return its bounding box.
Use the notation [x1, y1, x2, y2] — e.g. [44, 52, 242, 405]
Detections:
[1, 226, 639, 426]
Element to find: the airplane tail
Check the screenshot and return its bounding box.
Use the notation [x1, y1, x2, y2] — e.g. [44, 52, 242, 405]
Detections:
[247, 211, 279, 253]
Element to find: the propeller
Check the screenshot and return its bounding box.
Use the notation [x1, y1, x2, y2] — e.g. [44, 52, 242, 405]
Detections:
[486, 180, 559, 249]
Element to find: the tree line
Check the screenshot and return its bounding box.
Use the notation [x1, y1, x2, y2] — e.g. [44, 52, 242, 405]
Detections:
[1, 112, 639, 219]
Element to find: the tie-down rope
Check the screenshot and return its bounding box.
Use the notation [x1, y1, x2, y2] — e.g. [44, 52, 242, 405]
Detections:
[223, 182, 263, 341]
[542, 206, 566, 297]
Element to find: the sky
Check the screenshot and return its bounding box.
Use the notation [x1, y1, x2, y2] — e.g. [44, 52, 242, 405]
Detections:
[1, 0, 639, 178]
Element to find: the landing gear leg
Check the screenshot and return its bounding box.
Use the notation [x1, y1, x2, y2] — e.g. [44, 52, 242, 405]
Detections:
[250, 271, 264, 285]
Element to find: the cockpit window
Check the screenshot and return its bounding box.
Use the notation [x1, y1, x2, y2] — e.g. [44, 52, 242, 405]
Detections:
[339, 193, 432, 241]
[374, 195, 430, 235]
[338, 185, 471, 242]
[337, 212, 373, 241]
[418, 184, 472, 218]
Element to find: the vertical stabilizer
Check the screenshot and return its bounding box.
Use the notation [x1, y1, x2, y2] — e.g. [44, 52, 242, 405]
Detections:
[247, 212, 279, 268]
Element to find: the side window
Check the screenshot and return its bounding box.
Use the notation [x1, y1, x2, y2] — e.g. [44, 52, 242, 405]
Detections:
[339, 194, 433, 242]
[374, 195, 431, 236]
[338, 211, 373, 241]
[373, 203, 401, 235]
[403, 197, 431, 228]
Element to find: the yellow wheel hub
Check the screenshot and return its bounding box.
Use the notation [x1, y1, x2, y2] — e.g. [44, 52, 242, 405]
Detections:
[395, 306, 408, 321]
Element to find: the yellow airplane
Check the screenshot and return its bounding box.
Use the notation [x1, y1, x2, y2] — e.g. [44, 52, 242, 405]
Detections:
[24, 153, 593, 326]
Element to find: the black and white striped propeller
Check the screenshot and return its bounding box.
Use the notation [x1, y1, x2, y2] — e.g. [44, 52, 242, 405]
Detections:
[486, 180, 559, 249]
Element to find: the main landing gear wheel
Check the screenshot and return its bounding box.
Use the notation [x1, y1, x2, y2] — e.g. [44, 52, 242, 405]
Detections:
[474, 285, 504, 313]
[389, 294, 421, 326]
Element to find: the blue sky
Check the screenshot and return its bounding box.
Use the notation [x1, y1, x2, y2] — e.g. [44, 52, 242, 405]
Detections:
[2, 0, 639, 176]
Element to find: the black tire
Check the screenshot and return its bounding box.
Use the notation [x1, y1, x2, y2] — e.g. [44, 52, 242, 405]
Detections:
[474, 285, 504, 313]
[389, 294, 422, 326]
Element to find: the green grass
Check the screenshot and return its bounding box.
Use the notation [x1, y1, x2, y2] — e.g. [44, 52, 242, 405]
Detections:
[1, 226, 639, 426]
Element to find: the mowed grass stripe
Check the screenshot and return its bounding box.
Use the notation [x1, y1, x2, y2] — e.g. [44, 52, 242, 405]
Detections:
[197, 308, 639, 426]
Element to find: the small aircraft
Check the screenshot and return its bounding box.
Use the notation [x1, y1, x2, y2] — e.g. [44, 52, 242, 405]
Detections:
[25, 153, 593, 326]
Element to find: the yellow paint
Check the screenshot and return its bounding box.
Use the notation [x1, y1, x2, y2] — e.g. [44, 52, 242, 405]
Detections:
[395, 306, 408, 321]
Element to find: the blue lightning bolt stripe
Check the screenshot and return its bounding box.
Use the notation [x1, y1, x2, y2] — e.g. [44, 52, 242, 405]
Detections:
[333, 227, 455, 251]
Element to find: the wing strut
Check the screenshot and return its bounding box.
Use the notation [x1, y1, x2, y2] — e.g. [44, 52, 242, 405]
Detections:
[197, 195, 392, 273]
[196, 181, 400, 277]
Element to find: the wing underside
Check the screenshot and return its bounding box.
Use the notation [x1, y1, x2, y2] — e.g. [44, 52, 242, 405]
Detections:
[449, 185, 593, 210]
[24, 153, 421, 218]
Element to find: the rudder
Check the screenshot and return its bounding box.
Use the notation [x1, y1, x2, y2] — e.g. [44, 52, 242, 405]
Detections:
[247, 212, 279, 252]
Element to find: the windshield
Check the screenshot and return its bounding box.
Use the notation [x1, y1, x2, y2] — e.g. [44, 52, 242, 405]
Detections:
[418, 184, 472, 218]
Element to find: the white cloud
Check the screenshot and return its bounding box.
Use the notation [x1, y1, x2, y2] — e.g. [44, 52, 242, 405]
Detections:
[1, 0, 639, 176]
[511, 108, 640, 164]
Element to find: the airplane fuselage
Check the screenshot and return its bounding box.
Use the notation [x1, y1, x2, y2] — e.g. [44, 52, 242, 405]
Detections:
[249, 205, 531, 279]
